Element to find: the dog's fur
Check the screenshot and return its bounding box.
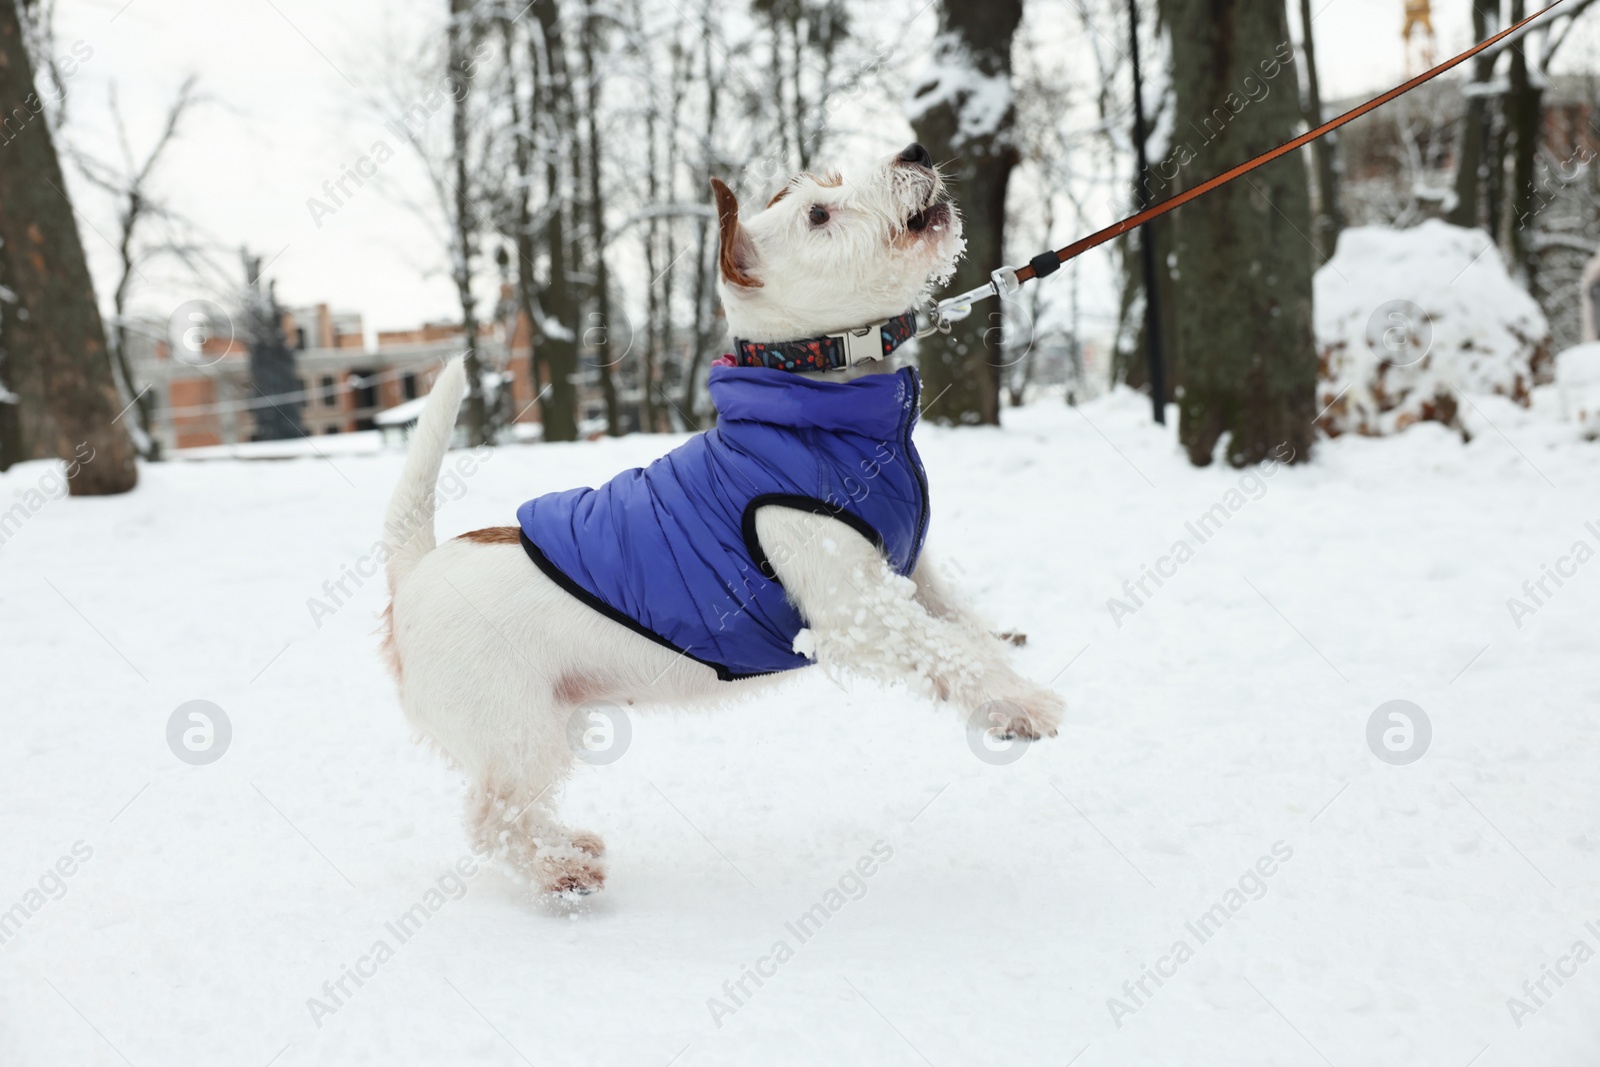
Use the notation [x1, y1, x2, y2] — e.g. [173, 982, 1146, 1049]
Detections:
[383, 147, 1063, 900]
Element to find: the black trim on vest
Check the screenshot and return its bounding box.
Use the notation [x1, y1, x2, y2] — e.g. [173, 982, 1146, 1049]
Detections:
[740, 493, 889, 583]
[517, 530, 772, 683]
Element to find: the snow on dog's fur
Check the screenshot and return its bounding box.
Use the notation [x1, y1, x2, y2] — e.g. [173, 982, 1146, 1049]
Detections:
[382, 145, 1062, 902]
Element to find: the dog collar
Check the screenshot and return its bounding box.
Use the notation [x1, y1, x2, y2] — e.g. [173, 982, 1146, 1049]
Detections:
[730, 309, 919, 373]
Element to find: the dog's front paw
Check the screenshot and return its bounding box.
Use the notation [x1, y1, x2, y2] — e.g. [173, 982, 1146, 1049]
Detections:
[980, 688, 1063, 741]
[533, 838, 607, 900]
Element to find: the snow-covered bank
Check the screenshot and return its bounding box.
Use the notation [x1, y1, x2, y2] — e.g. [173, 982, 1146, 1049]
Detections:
[1316, 221, 1552, 438]
[3, 388, 1599, 1066]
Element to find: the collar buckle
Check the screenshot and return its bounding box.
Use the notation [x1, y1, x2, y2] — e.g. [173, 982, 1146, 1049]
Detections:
[836, 324, 885, 367]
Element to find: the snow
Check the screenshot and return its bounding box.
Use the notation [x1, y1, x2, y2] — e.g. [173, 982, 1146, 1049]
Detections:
[373, 395, 431, 428]
[1315, 221, 1553, 437]
[1557, 342, 1600, 433]
[172, 430, 386, 461]
[907, 34, 1014, 146]
[5, 388, 1600, 1065]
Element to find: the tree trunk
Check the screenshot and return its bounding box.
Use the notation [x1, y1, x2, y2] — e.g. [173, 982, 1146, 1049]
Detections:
[531, 0, 581, 442]
[1115, 218, 1179, 397]
[680, 8, 720, 430]
[503, 17, 548, 433]
[449, 0, 489, 446]
[580, 0, 621, 435]
[642, 45, 662, 435]
[0, 0, 137, 491]
[1160, 0, 1316, 467]
[907, 0, 1022, 427]
[1504, 0, 1542, 287]
[1448, 1, 1493, 229]
[1297, 0, 1343, 259]
[0, 235, 20, 470]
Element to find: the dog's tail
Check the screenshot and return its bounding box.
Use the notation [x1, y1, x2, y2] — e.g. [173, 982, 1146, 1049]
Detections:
[384, 357, 467, 594]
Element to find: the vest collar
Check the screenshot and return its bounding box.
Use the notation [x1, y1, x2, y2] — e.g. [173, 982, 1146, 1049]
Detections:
[708, 364, 920, 439]
[730, 310, 919, 373]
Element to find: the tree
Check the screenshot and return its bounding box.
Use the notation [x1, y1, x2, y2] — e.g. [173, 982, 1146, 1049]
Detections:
[578, 0, 621, 435]
[70, 74, 204, 459]
[1297, 0, 1344, 259]
[447, 0, 491, 446]
[241, 251, 304, 441]
[1447, 1, 1497, 232]
[527, 0, 582, 441]
[0, 0, 137, 492]
[1158, 0, 1316, 466]
[1447, 0, 1600, 289]
[908, 0, 1024, 426]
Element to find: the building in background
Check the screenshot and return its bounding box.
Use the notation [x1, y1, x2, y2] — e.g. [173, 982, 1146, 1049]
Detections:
[131, 303, 548, 451]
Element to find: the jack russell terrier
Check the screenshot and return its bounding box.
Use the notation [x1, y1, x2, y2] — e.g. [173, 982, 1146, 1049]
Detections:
[382, 143, 1064, 900]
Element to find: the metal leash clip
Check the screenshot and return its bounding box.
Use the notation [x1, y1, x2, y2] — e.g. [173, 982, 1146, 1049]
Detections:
[916, 264, 1023, 338]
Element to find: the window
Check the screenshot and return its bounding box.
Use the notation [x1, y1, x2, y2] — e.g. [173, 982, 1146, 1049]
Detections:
[320, 375, 336, 407]
[403, 372, 418, 401]
[351, 369, 378, 410]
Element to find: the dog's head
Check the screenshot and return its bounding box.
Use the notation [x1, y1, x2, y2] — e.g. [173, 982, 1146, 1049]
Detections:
[712, 143, 965, 343]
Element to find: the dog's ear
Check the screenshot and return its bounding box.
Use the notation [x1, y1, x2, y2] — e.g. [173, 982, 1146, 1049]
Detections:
[711, 178, 762, 290]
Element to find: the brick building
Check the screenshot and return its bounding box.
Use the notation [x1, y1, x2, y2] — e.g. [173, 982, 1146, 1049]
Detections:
[134, 303, 548, 451]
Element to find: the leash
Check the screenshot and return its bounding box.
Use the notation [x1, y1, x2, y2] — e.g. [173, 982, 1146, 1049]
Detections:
[917, 0, 1569, 336]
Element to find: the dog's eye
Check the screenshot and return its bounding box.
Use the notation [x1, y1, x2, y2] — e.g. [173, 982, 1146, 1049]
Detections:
[808, 204, 829, 226]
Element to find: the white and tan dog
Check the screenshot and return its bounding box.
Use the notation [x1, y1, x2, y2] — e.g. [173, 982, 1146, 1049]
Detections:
[382, 144, 1063, 900]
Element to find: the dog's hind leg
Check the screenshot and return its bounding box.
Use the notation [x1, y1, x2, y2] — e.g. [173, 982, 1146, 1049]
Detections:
[463, 752, 607, 899]
[753, 506, 1063, 740]
[393, 540, 610, 899]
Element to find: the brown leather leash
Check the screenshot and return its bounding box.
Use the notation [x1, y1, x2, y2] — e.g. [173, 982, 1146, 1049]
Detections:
[920, 0, 1569, 333]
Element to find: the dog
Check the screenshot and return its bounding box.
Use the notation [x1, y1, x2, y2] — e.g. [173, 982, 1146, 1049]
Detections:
[382, 143, 1064, 900]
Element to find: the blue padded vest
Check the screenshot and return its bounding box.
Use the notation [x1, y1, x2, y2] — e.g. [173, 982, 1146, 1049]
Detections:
[517, 365, 930, 680]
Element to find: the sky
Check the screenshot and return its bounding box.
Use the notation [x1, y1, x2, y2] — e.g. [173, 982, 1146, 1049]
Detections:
[41, 0, 1595, 345]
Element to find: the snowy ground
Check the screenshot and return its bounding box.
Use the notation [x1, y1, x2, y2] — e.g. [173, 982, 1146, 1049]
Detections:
[4, 384, 1600, 1066]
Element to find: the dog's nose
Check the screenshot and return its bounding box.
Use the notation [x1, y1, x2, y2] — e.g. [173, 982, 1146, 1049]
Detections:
[897, 142, 933, 168]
